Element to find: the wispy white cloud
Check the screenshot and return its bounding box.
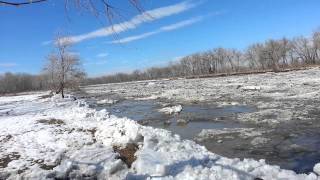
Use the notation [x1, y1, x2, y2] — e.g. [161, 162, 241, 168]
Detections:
[62, 1, 199, 44]
[110, 16, 204, 44]
[96, 53, 108, 58]
[110, 31, 159, 44]
[41, 40, 51, 46]
[0, 63, 18, 68]
[161, 16, 203, 31]
[84, 60, 108, 66]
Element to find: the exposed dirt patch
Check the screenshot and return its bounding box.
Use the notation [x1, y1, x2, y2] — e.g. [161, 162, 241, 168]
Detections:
[37, 118, 65, 126]
[113, 143, 139, 168]
[28, 158, 61, 171]
[39, 163, 58, 170]
[0, 135, 13, 143]
[0, 152, 20, 168]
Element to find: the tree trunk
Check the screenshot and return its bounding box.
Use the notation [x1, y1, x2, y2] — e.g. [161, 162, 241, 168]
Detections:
[55, 82, 65, 98]
[61, 87, 64, 98]
[60, 82, 65, 98]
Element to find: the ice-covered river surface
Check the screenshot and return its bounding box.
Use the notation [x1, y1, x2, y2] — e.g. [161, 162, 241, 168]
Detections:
[81, 68, 320, 174]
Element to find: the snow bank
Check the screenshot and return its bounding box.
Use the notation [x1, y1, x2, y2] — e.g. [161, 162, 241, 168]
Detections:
[0, 93, 319, 179]
[0, 92, 47, 104]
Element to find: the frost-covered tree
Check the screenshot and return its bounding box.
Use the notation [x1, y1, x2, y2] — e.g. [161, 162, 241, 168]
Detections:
[43, 37, 85, 98]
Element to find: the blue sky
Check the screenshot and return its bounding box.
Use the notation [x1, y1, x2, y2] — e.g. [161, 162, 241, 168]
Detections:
[1, 0, 320, 77]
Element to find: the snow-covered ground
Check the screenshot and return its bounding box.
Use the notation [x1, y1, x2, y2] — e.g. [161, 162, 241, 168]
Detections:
[2, 68, 320, 179]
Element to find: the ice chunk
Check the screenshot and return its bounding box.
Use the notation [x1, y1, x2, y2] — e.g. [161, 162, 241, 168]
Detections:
[158, 105, 182, 114]
[133, 149, 167, 176]
[314, 163, 320, 175]
[241, 86, 261, 91]
[96, 99, 118, 105]
[251, 137, 270, 146]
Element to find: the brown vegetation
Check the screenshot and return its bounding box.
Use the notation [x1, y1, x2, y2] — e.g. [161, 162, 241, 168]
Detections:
[113, 143, 139, 168]
[37, 118, 65, 126]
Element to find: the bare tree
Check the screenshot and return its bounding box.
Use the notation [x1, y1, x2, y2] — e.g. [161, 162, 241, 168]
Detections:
[264, 40, 282, 71]
[43, 36, 85, 98]
[0, 0, 141, 10]
[231, 49, 243, 72]
[313, 31, 320, 61]
[291, 36, 317, 65]
[43, 53, 59, 91]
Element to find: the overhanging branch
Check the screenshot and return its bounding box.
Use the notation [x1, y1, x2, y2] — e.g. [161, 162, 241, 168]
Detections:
[0, 0, 47, 6]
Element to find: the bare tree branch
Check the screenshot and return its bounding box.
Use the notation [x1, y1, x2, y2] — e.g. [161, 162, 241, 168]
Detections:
[0, 0, 47, 6]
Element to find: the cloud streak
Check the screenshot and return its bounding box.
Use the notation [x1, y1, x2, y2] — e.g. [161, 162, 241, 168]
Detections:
[84, 60, 108, 66]
[96, 53, 108, 58]
[0, 63, 18, 68]
[110, 16, 204, 44]
[41, 40, 51, 46]
[63, 1, 199, 44]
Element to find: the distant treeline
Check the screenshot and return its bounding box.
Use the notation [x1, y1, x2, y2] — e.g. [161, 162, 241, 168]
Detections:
[0, 73, 49, 94]
[84, 31, 320, 85]
[1, 31, 320, 94]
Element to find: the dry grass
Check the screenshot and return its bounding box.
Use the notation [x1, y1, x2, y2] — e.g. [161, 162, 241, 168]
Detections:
[37, 118, 65, 125]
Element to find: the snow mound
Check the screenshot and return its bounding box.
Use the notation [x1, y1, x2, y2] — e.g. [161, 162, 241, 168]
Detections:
[314, 163, 320, 175]
[177, 118, 189, 124]
[251, 137, 270, 146]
